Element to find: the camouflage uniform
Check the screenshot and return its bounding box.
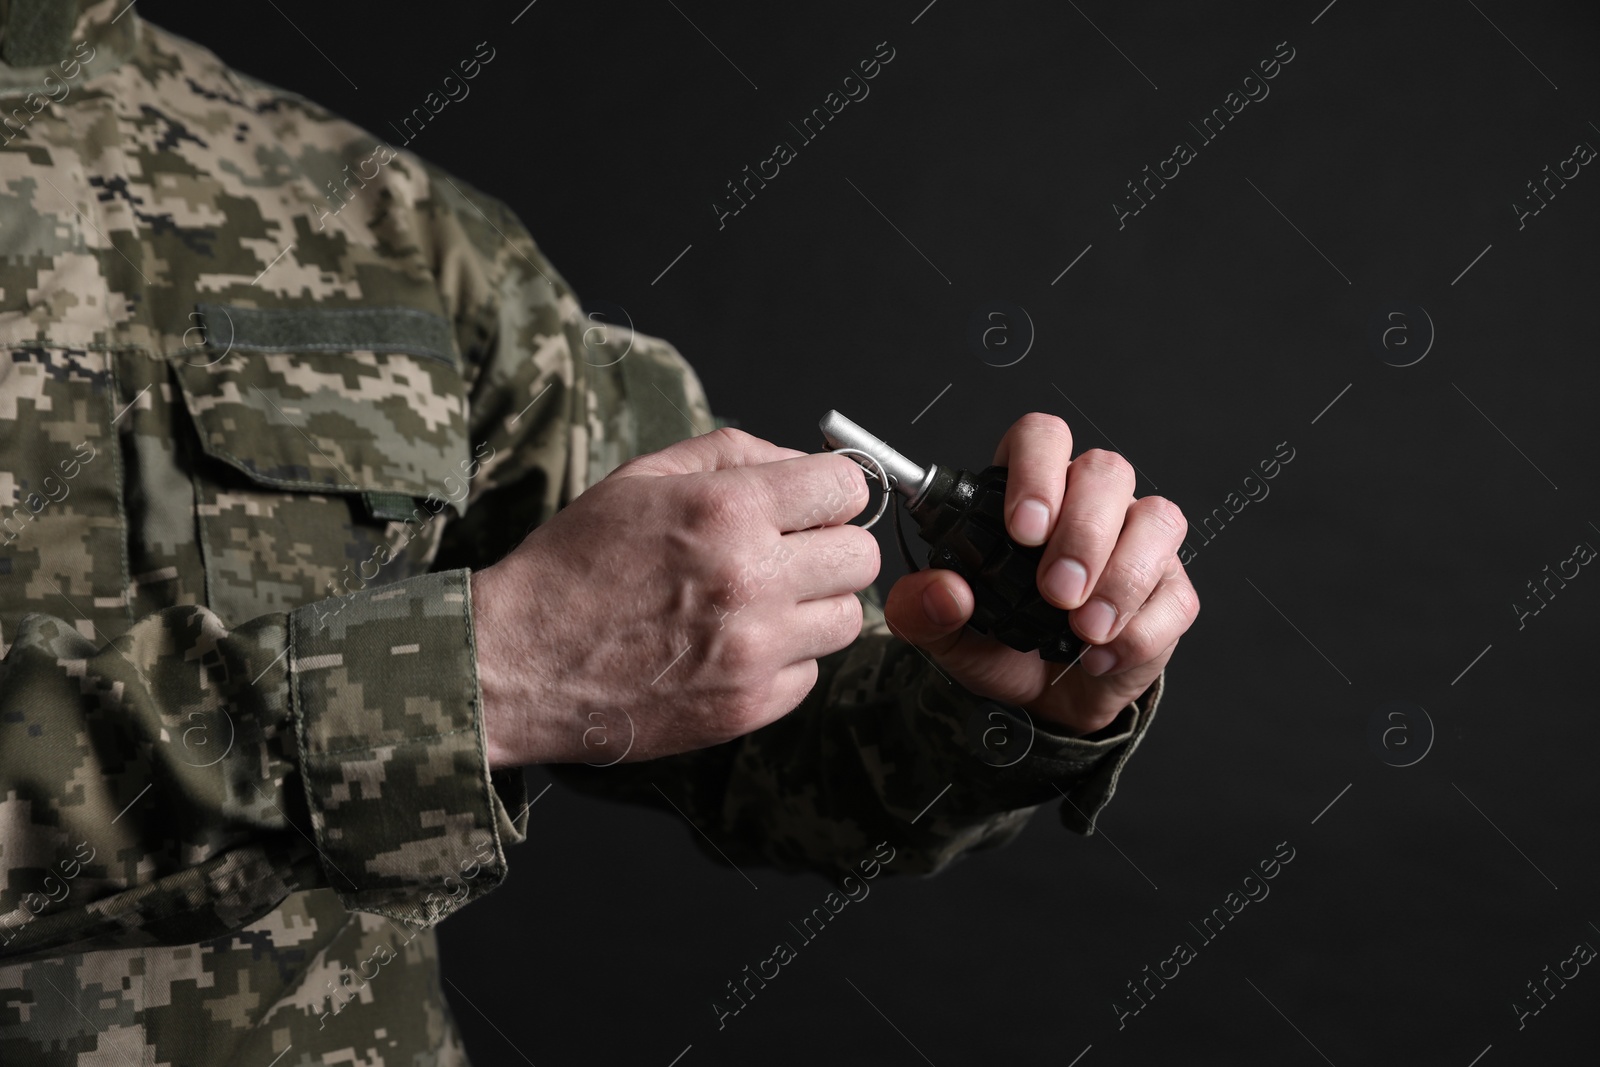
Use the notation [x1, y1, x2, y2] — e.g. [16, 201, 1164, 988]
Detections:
[0, 2, 1165, 1063]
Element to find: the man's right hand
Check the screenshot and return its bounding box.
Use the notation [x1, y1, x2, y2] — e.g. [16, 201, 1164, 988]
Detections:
[470, 428, 880, 769]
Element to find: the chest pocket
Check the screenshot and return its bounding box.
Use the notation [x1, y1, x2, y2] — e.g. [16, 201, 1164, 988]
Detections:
[169, 304, 474, 626]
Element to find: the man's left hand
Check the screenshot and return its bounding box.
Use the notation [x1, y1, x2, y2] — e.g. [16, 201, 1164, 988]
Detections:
[882, 413, 1200, 736]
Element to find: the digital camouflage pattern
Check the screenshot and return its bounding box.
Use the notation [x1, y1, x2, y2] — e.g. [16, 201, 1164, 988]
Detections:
[0, 2, 1164, 1063]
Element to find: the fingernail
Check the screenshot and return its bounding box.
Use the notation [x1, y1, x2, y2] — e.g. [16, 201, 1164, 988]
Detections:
[1012, 498, 1051, 546]
[922, 584, 964, 627]
[1044, 558, 1087, 607]
[1081, 646, 1117, 676]
[1076, 598, 1117, 642]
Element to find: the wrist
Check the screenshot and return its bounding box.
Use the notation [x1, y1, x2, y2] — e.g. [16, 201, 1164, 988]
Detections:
[471, 563, 572, 769]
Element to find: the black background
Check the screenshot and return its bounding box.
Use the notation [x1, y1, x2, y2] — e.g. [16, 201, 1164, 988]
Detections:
[141, 1, 1599, 1063]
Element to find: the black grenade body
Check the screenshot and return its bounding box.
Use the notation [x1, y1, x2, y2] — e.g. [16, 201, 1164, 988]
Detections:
[908, 465, 1085, 663]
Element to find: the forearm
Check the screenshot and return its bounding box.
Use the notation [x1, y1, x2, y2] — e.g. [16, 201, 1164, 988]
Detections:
[546, 592, 1162, 879]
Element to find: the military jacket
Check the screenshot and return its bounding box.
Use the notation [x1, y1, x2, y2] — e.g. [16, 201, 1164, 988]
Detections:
[0, 2, 1164, 1062]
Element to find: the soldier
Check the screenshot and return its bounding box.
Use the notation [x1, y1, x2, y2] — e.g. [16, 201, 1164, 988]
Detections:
[0, 1, 1198, 1063]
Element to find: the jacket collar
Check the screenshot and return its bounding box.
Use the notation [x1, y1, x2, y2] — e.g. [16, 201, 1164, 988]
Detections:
[0, 0, 137, 93]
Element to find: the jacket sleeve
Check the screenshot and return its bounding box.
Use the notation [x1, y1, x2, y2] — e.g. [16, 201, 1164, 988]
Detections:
[550, 593, 1163, 879]
[413, 170, 1167, 882]
[0, 570, 527, 964]
[0, 157, 578, 965]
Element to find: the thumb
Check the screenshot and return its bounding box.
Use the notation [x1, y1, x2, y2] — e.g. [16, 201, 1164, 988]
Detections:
[882, 568, 976, 656]
[612, 426, 805, 478]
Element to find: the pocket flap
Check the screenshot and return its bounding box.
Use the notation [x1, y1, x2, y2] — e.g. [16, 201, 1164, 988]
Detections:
[170, 303, 471, 516]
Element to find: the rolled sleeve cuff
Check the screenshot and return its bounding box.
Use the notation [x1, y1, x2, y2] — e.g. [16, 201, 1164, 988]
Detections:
[287, 568, 528, 926]
[950, 668, 1165, 836]
[1034, 668, 1163, 835]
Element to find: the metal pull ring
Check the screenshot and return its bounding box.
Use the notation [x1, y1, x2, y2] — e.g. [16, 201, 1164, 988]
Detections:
[828, 447, 894, 531]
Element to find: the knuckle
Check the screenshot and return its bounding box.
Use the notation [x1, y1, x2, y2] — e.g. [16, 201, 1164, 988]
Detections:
[706, 425, 752, 449]
[716, 627, 765, 676]
[1136, 495, 1188, 539]
[1076, 448, 1134, 483]
[682, 481, 747, 532]
[1116, 615, 1164, 664]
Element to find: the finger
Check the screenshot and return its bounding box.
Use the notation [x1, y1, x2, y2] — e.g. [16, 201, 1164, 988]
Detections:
[992, 413, 1073, 547]
[881, 566, 974, 657]
[1037, 449, 1136, 612]
[1070, 497, 1188, 645]
[786, 592, 865, 663]
[717, 451, 870, 533]
[882, 569, 1052, 706]
[1076, 561, 1199, 679]
[613, 426, 806, 478]
[785, 523, 881, 601]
